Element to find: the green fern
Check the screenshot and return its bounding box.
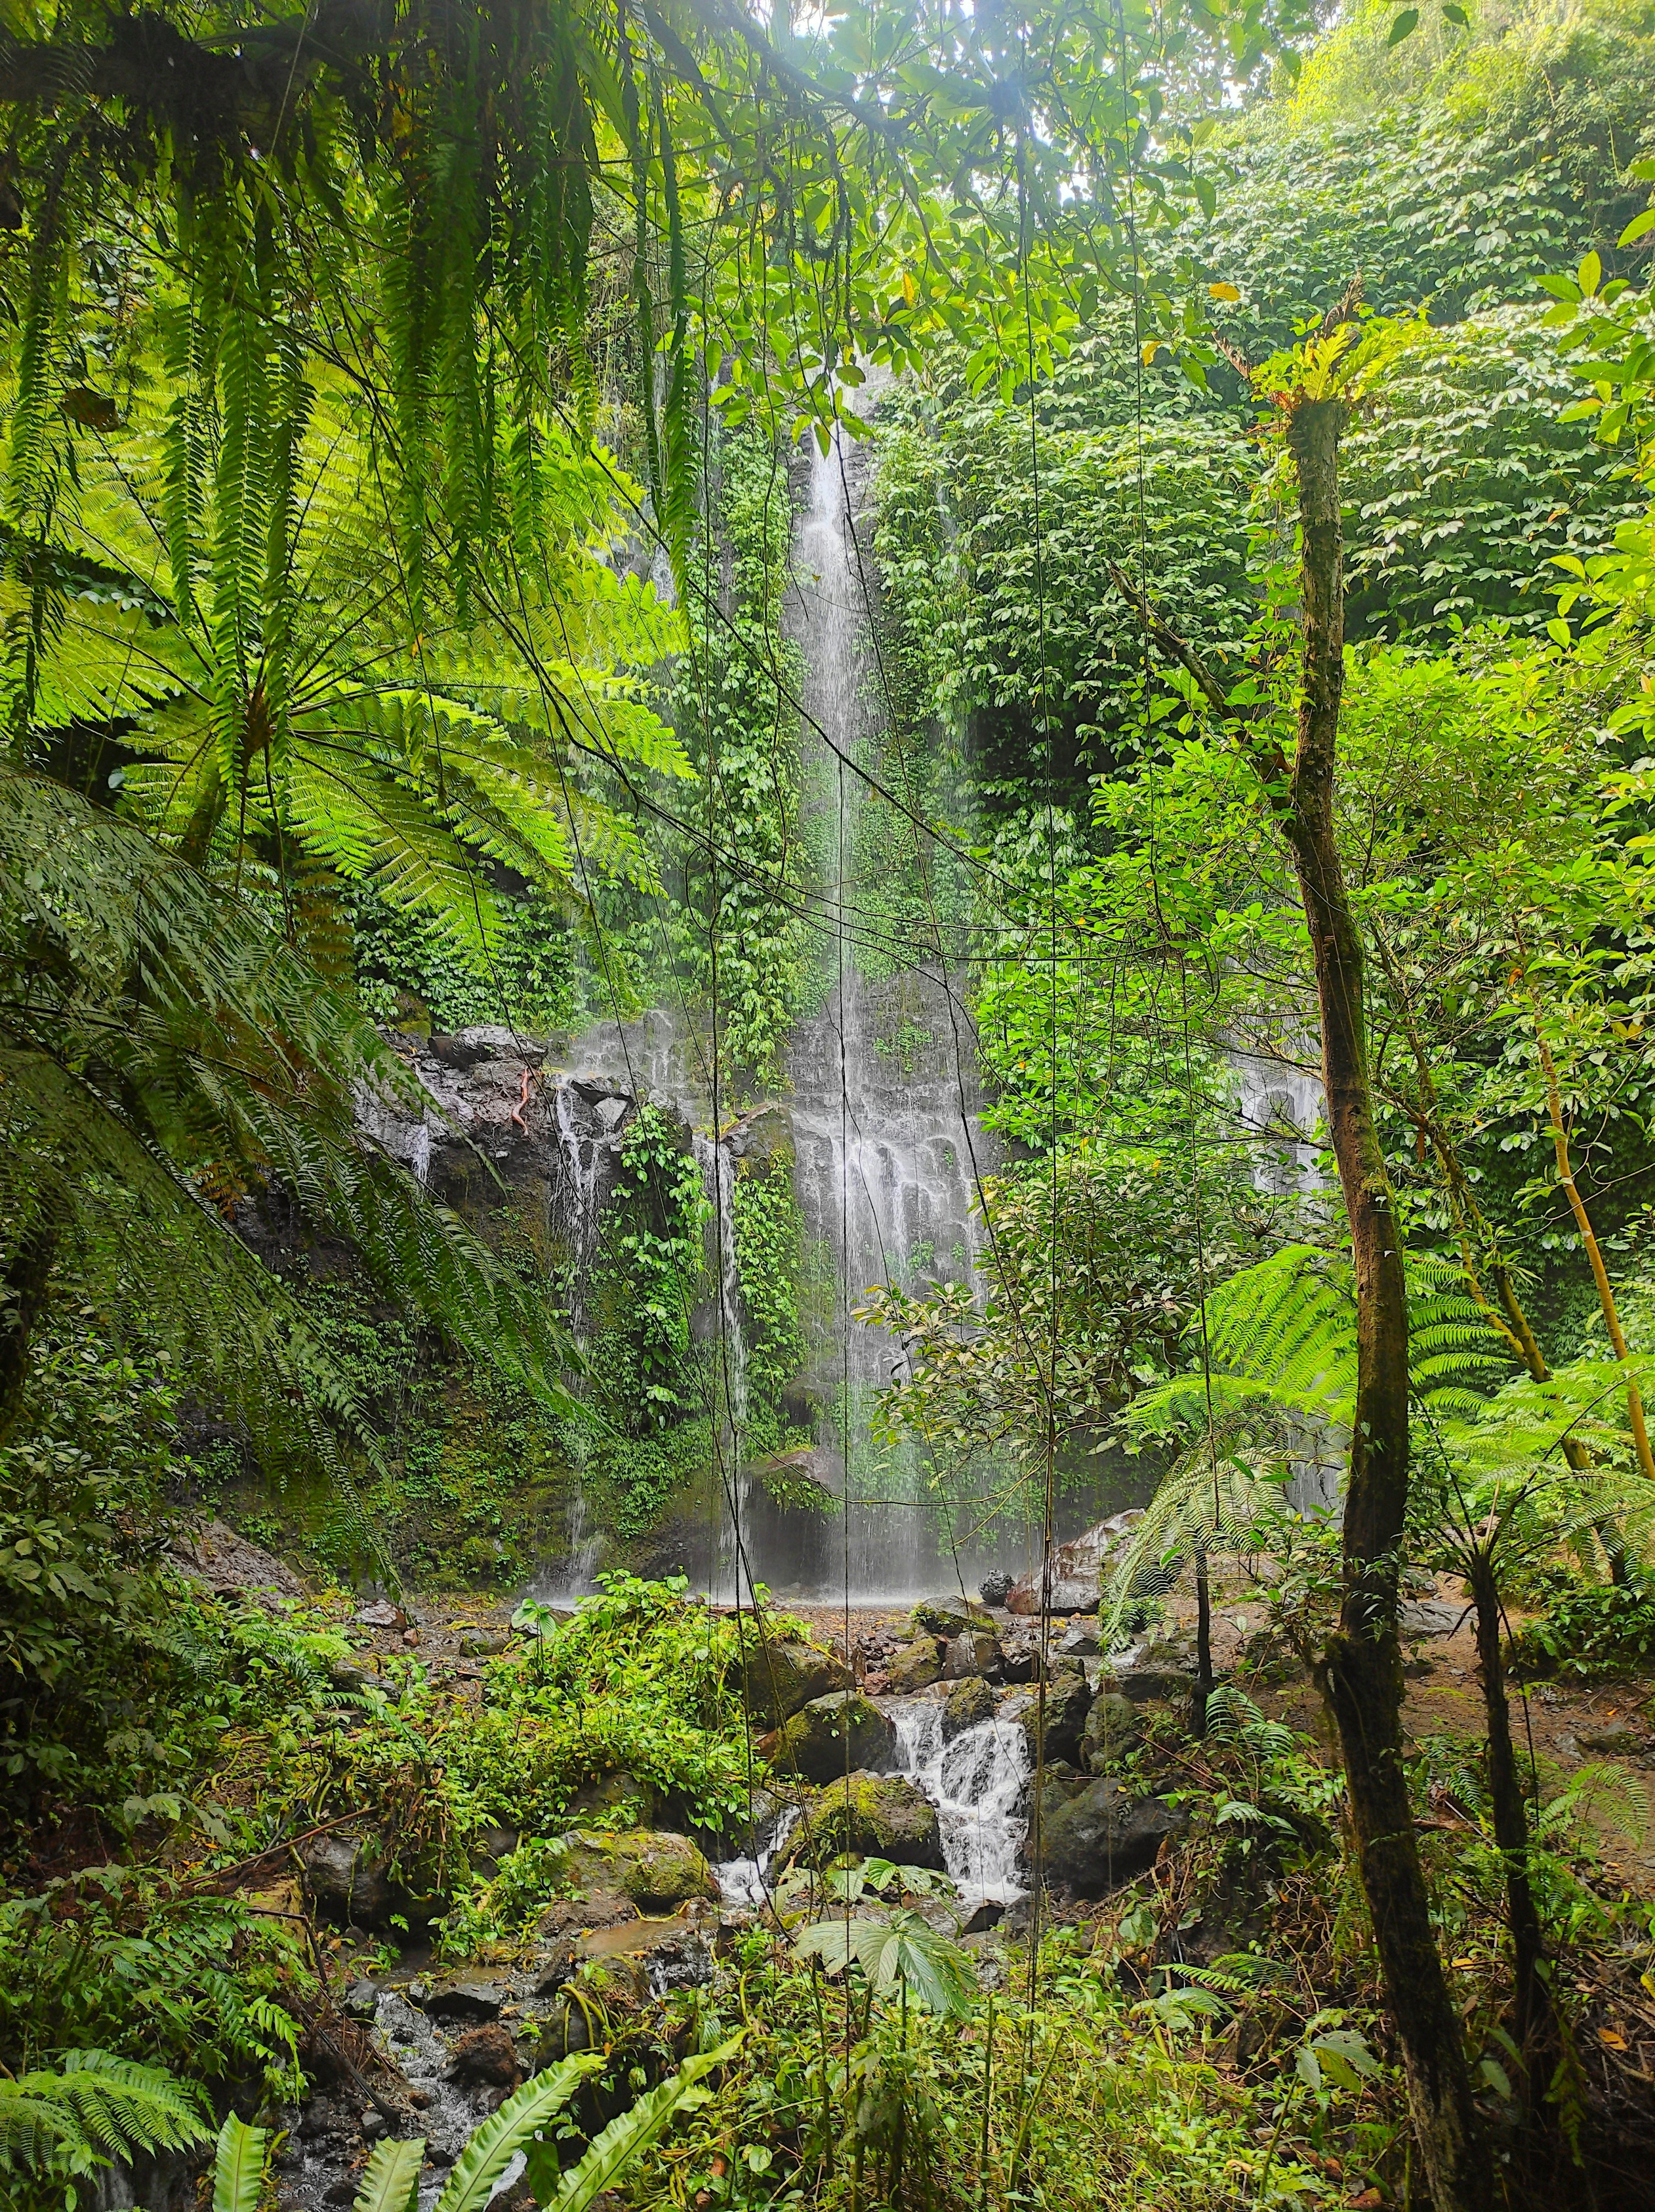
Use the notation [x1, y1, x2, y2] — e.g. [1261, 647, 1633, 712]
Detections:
[0, 765, 577, 1469]
[531, 2037, 745, 2212]
[0, 2050, 211, 2192]
[211, 2113, 269, 2212]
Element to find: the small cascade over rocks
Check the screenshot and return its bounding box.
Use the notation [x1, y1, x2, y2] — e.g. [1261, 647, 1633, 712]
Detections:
[889, 1700, 1031, 1906]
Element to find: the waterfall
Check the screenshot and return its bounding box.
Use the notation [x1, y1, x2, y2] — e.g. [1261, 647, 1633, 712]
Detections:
[891, 1702, 1031, 1904]
[1227, 1040, 1344, 1516]
[1228, 1042, 1325, 1196]
[783, 399, 1002, 1597]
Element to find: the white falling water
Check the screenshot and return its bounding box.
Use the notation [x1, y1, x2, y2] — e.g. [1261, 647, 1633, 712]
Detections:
[785, 399, 1000, 1597]
[1228, 1043, 1325, 1195]
[891, 1702, 1031, 1905]
[712, 1806, 799, 1907]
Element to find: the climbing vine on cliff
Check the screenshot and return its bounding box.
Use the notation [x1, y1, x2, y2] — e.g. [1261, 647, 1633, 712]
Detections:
[668, 430, 808, 1086]
[732, 1154, 808, 1426]
[588, 1106, 710, 1437]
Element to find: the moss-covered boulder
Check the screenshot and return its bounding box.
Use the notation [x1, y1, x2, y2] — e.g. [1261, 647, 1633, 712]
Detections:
[941, 1675, 996, 1741]
[617, 1831, 717, 1910]
[775, 1690, 895, 1782]
[739, 1636, 852, 1728]
[886, 1638, 944, 1693]
[911, 1595, 996, 1641]
[1016, 1665, 1093, 1765]
[1081, 1692, 1143, 1772]
[775, 1772, 943, 1871]
[1031, 1778, 1184, 1893]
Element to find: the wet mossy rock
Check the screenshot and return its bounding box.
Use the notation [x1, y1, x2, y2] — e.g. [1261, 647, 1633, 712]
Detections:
[620, 1831, 718, 1910]
[566, 1827, 716, 1910]
[911, 1595, 997, 1640]
[942, 1629, 1001, 1680]
[886, 1638, 944, 1693]
[942, 1675, 996, 1741]
[299, 1831, 447, 1931]
[1017, 1666, 1093, 1765]
[774, 1690, 895, 1782]
[1082, 1692, 1144, 1772]
[776, 1772, 943, 1872]
[1033, 1777, 1185, 1894]
[740, 1634, 852, 1728]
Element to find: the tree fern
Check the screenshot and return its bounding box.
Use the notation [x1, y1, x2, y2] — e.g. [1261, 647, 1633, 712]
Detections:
[0, 766, 576, 1466]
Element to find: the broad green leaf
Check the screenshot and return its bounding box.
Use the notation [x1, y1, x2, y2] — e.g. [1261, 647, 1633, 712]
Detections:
[794, 1912, 977, 2019]
[353, 2137, 428, 2212]
[1386, 9, 1419, 43]
[434, 2058, 603, 2212]
[1208, 282, 1241, 303]
[212, 2114, 269, 2212]
[545, 2037, 743, 2212]
[1578, 251, 1603, 297]
[1618, 210, 1655, 248]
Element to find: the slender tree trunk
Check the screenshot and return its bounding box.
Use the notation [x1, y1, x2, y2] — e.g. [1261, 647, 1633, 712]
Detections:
[1464, 1549, 1549, 2081]
[1193, 1544, 1213, 1737]
[1532, 1014, 1655, 1486]
[0, 1220, 54, 1444]
[1104, 379, 1488, 2207]
[1282, 397, 1489, 2212]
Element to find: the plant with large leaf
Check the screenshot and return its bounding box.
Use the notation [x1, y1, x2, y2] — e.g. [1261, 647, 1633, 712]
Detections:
[12, 381, 689, 971]
[794, 1911, 977, 2022]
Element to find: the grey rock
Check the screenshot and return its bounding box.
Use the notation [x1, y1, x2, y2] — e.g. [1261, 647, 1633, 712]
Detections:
[459, 1630, 510, 1658]
[329, 1657, 380, 1694]
[942, 1675, 996, 1741]
[169, 1518, 304, 1605]
[619, 1832, 717, 1910]
[342, 1978, 380, 2022]
[1115, 1667, 1195, 1708]
[1059, 1624, 1101, 1659]
[775, 1691, 895, 1782]
[1082, 1692, 1143, 1772]
[1580, 1720, 1642, 1756]
[532, 2002, 593, 2065]
[942, 1631, 1001, 1681]
[910, 1596, 998, 1641]
[1017, 1666, 1093, 1764]
[1006, 1512, 1143, 1616]
[979, 1571, 1014, 1608]
[299, 1834, 398, 1929]
[1400, 1599, 1468, 1637]
[356, 1599, 404, 1629]
[1032, 1778, 1185, 1892]
[567, 1770, 656, 1826]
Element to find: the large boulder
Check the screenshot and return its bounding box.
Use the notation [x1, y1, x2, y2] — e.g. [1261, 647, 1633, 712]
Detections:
[1006, 1512, 1143, 1615]
[911, 1595, 998, 1641]
[775, 1772, 943, 1872]
[1081, 1692, 1143, 1772]
[299, 1833, 444, 1931]
[942, 1676, 996, 1741]
[775, 1691, 895, 1782]
[740, 1636, 852, 1728]
[886, 1638, 944, 1693]
[1032, 1778, 1185, 1893]
[1015, 1666, 1093, 1765]
[619, 1831, 718, 1911]
[942, 1631, 1001, 1681]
